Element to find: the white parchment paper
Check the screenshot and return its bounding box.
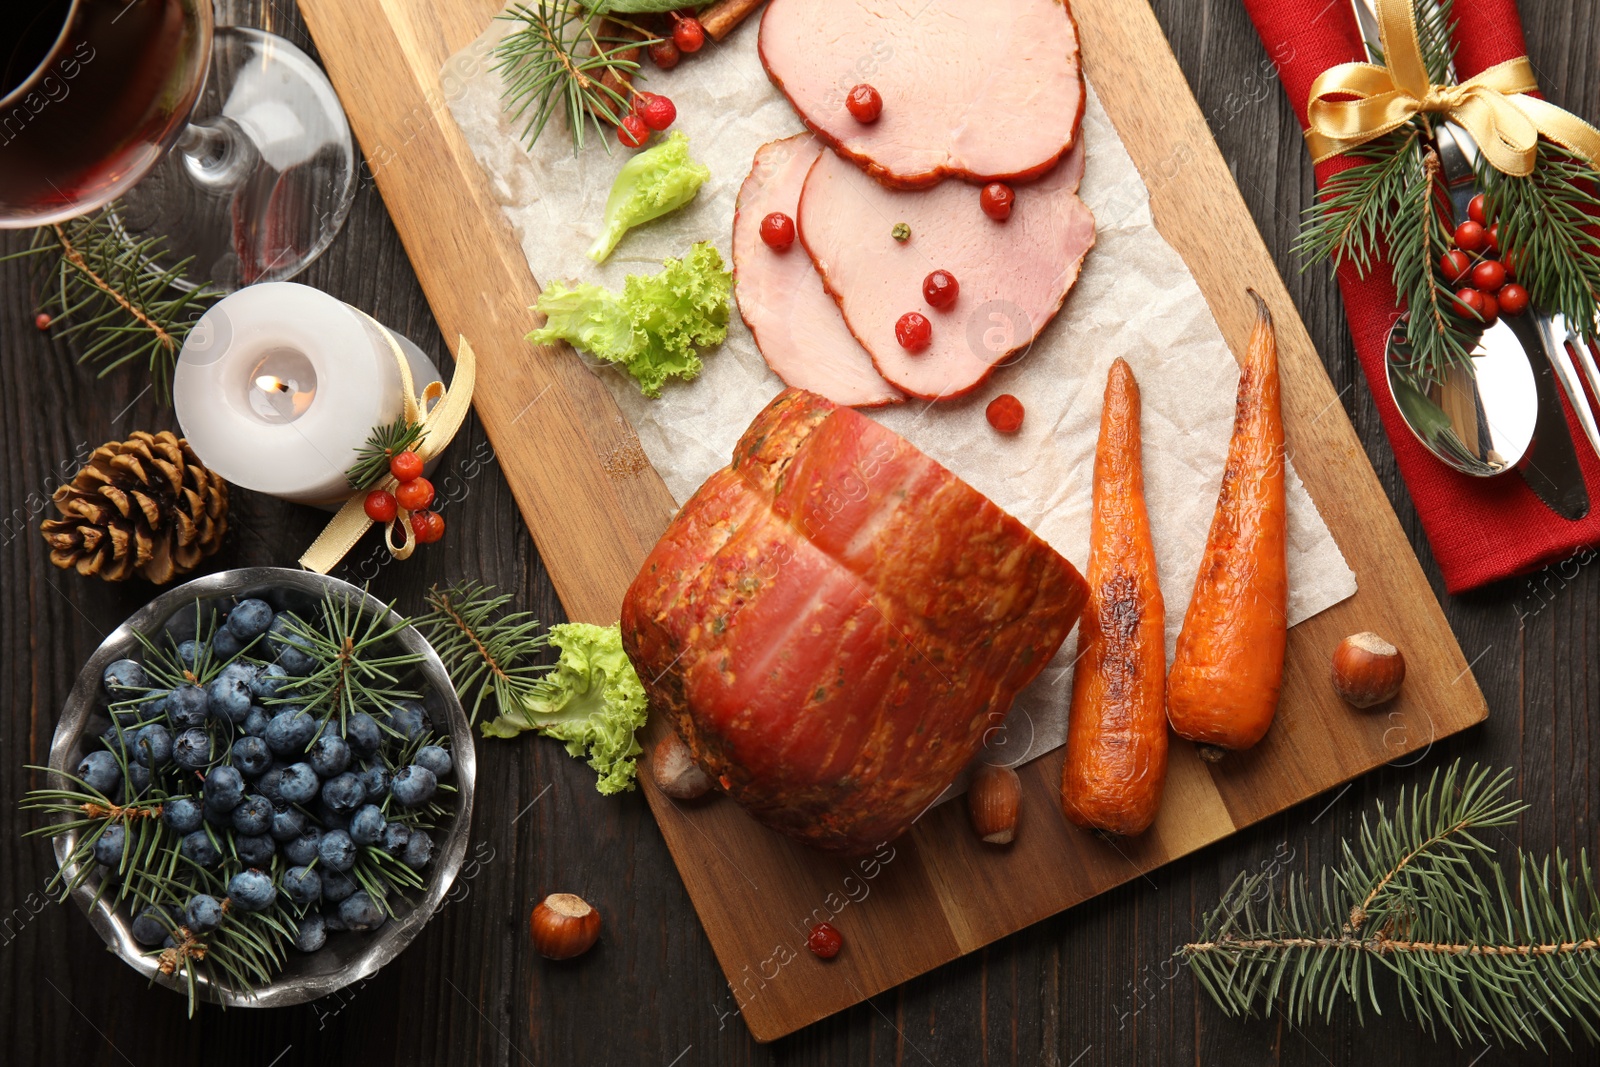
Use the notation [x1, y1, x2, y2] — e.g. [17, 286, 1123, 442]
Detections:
[443, 14, 1358, 770]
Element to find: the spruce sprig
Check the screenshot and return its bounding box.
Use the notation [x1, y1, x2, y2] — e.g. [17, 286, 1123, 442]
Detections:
[270, 594, 425, 731]
[1183, 762, 1600, 1049]
[346, 414, 426, 492]
[1, 204, 220, 403]
[415, 582, 549, 723]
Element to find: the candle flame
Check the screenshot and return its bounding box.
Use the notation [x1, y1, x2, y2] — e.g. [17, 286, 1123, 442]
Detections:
[255, 375, 292, 394]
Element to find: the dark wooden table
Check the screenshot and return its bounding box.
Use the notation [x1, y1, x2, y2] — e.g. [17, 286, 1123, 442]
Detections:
[3, 2, 1597, 1064]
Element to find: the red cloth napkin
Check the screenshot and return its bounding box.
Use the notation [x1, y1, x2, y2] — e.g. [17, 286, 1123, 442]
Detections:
[1241, 0, 1600, 593]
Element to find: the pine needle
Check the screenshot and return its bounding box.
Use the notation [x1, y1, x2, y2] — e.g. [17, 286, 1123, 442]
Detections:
[415, 582, 549, 723]
[346, 414, 427, 491]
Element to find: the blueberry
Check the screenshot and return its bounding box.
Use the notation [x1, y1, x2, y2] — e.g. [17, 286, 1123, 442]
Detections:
[278, 762, 320, 805]
[163, 796, 203, 834]
[202, 801, 235, 829]
[321, 904, 349, 932]
[308, 734, 351, 778]
[230, 735, 272, 778]
[414, 745, 453, 778]
[242, 706, 271, 739]
[250, 662, 290, 700]
[210, 626, 244, 661]
[320, 869, 358, 904]
[172, 727, 214, 771]
[269, 614, 316, 675]
[166, 684, 209, 727]
[203, 764, 244, 807]
[316, 801, 353, 832]
[380, 823, 411, 855]
[227, 869, 277, 912]
[282, 865, 322, 905]
[270, 806, 305, 843]
[321, 772, 366, 814]
[391, 765, 437, 808]
[338, 891, 386, 932]
[227, 598, 274, 639]
[181, 831, 222, 869]
[92, 824, 126, 867]
[110, 695, 152, 729]
[207, 664, 255, 724]
[385, 701, 427, 742]
[102, 659, 147, 695]
[76, 750, 122, 795]
[176, 639, 202, 669]
[231, 794, 274, 835]
[131, 906, 175, 947]
[241, 833, 279, 866]
[123, 761, 152, 799]
[134, 724, 172, 768]
[348, 805, 387, 846]
[284, 826, 323, 866]
[293, 911, 327, 952]
[342, 712, 381, 758]
[356, 763, 391, 800]
[185, 894, 223, 933]
[317, 829, 357, 873]
[256, 766, 286, 804]
[401, 829, 433, 870]
[265, 708, 316, 756]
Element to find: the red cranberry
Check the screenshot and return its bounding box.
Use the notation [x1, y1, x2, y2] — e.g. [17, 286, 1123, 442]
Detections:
[845, 84, 882, 123]
[922, 270, 959, 309]
[980, 183, 1014, 221]
[759, 212, 795, 251]
[806, 922, 842, 959]
[895, 312, 932, 351]
[636, 92, 677, 132]
[986, 394, 1025, 434]
[617, 113, 649, 148]
[1498, 283, 1529, 316]
[1439, 249, 1472, 284]
[1454, 220, 1488, 253]
[1471, 259, 1507, 293]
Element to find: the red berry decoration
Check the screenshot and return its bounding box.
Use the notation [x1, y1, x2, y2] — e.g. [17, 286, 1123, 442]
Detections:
[1479, 290, 1500, 325]
[1439, 249, 1472, 285]
[895, 312, 932, 351]
[1468, 193, 1488, 225]
[922, 269, 960, 309]
[806, 922, 843, 959]
[845, 83, 882, 123]
[1454, 220, 1488, 253]
[390, 450, 424, 483]
[1486, 223, 1501, 254]
[648, 38, 680, 69]
[1455, 287, 1487, 319]
[410, 510, 445, 545]
[395, 477, 435, 512]
[617, 113, 649, 148]
[759, 211, 796, 251]
[980, 183, 1014, 221]
[363, 489, 398, 524]
[1498, 282, 1530, 316]
[986, 394, 1026, 434]
[34, 311, 51, 330]
[672, 15, 705, 53]
[636, 92, 677, 132]
[1471, 259, 1507, 293]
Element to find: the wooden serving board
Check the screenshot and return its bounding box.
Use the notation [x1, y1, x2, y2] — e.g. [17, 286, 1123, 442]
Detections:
[298, 0, 1489, 1041]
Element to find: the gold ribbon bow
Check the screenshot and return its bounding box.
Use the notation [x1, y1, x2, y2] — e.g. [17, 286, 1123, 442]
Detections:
[299, 320, 477, 574]
[1306, 0, 1600, 176]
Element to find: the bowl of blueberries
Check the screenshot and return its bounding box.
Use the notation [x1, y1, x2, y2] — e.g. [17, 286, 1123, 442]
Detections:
[44, 567, 474, 1009]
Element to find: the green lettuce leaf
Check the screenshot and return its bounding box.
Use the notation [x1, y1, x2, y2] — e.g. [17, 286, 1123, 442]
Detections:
[526, 279, 635, 362]
[588, 131, 711, 262]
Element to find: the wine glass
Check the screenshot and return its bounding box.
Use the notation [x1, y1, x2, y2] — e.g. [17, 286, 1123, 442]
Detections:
[0, 0, 356, 292]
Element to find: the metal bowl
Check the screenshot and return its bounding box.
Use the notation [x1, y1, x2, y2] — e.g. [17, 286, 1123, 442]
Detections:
[46, 567, 475, 1008]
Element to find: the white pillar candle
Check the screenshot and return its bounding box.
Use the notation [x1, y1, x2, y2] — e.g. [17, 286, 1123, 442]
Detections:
[174, 282, 442, 506]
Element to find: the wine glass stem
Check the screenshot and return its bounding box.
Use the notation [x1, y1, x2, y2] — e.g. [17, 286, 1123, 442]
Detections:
[176, 117, 254, 187]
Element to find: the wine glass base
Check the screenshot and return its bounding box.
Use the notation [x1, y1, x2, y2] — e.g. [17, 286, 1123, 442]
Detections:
[118, 27, 356, 293]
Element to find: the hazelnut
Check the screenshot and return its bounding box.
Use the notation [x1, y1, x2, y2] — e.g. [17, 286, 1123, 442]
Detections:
[530, 893, 601, 960]
[650, 732, 713, 800]
[1331, 632, 1406, 708]
[967, 763, 1021, 844]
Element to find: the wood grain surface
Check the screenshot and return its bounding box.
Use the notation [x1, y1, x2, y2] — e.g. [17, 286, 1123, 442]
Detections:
[1, 0, 1595, 1064]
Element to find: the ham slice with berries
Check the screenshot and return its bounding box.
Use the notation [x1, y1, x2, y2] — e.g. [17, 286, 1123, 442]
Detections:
[799, 141, 1095, 401]
[758, 0, 1085, 189]
[733, 135, 903, 408]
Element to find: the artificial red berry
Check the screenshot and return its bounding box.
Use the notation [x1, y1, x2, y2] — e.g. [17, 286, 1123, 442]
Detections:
[648, 38, 680, 69]
[396, 476, 435, 512]
[636, 92, 677, 131]
[1454, 220, 1488, 253]
[1468, 193, 1488, 225]
[1486, 223, 1501, 254]
[617, 113, 649, 148]
[986, 394, 1026, 434]
[1479, 290, 1500, 324]
[1498, 282, 1530, 316]
[390, 451, 424, 483]
[895, 311, 932, 351]
[806, 922, 843, 959]
[980, 182, 1014, 221]
[845, 83, 882, 123]
[1455, 287, 1487, 319]
[363, 489, 398, 524]
[1439, 249, 1472, 284]
[34, 311, 51, 330]
[922, 269, 959, 309]
[760, 211, 796, 251]
[672, 15, 705, 53]
[1471, 259, 1508, 293]
[410, 510, 445, 545]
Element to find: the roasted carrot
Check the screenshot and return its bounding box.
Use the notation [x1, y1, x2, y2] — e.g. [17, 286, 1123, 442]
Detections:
[1062, 358, 1167, 836]
[1166, 293, 1287, 757]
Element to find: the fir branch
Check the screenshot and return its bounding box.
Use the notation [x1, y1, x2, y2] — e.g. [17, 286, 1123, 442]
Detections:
[346, 414, 427, 491]
[415, 582, 549, 723]
[1183, 762, 1600, 1049]
[272, 591, 425, 730]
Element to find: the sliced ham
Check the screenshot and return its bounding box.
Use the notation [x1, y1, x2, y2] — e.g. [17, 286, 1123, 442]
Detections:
[733, 136, 903, 408]
[758, 0, 1084, 189]
[799, 142, 1096, 400]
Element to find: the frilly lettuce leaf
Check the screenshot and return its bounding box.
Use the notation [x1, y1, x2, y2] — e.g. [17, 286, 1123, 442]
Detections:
[588, 131, 711, 262]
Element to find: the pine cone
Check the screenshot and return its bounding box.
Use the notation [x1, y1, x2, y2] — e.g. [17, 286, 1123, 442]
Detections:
[40, 431, 229, 584]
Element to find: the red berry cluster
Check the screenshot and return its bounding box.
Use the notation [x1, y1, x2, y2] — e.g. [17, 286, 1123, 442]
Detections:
[893, 270, 961, 353]
[1440, 194, 1529, 325]
[621, 11, 705, 147]
[363, 450, 445, 547]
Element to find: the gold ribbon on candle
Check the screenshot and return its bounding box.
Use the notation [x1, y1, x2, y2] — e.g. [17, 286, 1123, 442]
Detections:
[299, 319, 477, 574]
[1305, 0, 1600, 177]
